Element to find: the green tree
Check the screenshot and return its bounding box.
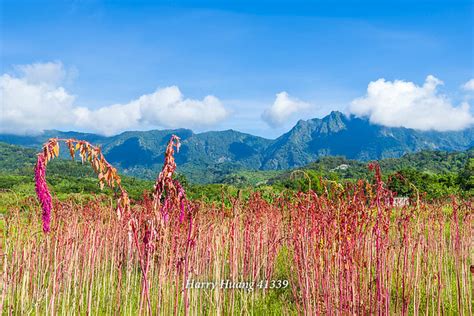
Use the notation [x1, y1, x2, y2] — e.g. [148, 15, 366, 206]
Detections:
[458, 158, 474, 194]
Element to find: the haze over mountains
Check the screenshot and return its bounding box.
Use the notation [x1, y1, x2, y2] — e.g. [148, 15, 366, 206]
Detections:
[1, 111, 473, 181]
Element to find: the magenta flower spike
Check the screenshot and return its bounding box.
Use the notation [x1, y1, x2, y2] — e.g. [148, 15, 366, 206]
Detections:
[35, 154, 53, 233]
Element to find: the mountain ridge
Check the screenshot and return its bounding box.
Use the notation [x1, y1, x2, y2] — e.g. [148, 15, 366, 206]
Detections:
[1, 111, 472, 182]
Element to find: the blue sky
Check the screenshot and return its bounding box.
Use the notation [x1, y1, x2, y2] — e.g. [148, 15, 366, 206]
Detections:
[1, 0, 473, 138]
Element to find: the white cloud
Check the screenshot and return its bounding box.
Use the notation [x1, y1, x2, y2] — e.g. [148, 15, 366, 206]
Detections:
[462, 79, 474, 91]
[73, 102, 143, 137]
[0, 62, 229, 136]
[0, 73, 77, 135]
[15, 61, 67, 86]
[138, 86, 228, 129]
[261, 91, 310, 128]
[74, 86, 228, 136]
[349, 75, 473, 131]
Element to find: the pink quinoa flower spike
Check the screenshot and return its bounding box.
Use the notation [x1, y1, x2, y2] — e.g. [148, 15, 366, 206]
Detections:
[35, 154, 53, 233]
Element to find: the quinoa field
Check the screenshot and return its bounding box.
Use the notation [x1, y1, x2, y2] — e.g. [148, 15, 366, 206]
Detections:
[1, 136, 472, 315]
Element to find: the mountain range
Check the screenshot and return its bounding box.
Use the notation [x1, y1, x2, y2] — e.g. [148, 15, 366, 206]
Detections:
[1, 111, 473, 182]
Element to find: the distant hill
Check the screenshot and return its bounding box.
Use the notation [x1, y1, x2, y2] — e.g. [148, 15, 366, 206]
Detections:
[1, 142, 472, 190]
[1, 111, 472, 182]
[262, 111, 473, 169]
[266, 148, 474, 184]
[269, 148, 474, 199]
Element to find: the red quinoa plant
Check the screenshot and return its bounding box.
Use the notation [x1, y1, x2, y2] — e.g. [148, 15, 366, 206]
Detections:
[34, 138, 130, 232]
[33, 135, 195, 315]
[5, 136, 465, 314]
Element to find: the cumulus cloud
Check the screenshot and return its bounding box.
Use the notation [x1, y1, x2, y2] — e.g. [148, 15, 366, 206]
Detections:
[261, 92, 310, 128]
[0, 72, 77, 135]
[138, 87, 228, 129]
[349, 75, 473, 131]
[0, 62, 229, 136]
[15, 61, 67, 86]
[462, 79, 474, 91]
[74, 86, 228, 136]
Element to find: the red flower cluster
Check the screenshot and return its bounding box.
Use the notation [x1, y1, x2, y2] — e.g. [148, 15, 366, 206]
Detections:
[35, 154, 52, 233]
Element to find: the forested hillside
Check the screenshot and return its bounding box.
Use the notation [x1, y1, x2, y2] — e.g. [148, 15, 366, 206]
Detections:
[1, 111, 472, 183]
[1, 142, 472, 202]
